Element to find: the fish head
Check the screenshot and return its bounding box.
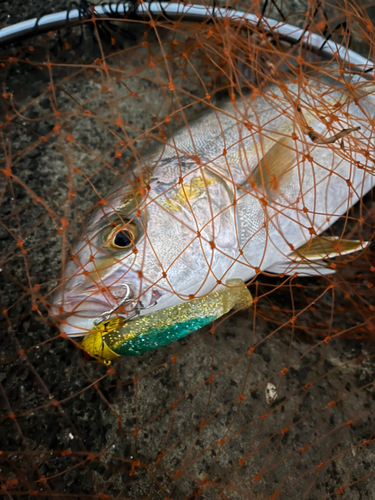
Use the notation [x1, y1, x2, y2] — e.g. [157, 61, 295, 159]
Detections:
[51, 181, 158, 336]
[51, 158, 237, 337]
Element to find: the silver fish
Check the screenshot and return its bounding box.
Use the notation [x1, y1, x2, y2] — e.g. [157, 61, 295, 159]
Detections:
[52, 74, 375, 339]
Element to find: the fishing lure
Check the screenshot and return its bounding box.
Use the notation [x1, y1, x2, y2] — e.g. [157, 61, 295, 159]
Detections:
[81, 279, 251, 364]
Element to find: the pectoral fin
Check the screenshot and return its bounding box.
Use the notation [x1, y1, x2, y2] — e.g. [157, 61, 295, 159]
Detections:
[251, 136, 296, 197]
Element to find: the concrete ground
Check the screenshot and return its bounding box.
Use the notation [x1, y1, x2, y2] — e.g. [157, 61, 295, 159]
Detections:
[0, 1, 374, 499]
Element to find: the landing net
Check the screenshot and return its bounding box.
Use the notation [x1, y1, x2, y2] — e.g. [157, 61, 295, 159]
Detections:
[0, 1, 374, 498]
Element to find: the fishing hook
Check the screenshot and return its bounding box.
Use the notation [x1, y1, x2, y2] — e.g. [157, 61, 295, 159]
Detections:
[94, 283, 134, 326]
[93, 283, 158, 326]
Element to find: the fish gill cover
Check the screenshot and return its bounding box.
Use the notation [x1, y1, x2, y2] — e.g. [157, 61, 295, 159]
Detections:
[0, 0, 374, 498]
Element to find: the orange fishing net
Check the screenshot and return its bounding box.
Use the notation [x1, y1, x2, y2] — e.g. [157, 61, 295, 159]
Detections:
[0, 0, 374, 498]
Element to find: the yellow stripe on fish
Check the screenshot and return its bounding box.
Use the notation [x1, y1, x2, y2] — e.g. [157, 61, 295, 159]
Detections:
[161, 175, 217, 212]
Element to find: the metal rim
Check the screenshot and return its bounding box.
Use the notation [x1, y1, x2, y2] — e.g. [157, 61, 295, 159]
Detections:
[0, 1, 373, 77]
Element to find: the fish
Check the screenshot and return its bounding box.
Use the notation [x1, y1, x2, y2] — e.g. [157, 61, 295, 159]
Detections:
[51, 72, 375, 361]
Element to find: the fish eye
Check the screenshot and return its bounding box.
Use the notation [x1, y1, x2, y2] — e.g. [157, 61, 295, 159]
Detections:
[106, 222, 137, 249]
[113, 230, 133, 248]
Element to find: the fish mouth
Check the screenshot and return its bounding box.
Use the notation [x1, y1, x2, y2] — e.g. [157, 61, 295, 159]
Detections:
[52, 287, 162, 337]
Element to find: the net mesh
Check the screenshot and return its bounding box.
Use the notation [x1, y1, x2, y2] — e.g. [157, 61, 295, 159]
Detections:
[0, 0, 374, 498]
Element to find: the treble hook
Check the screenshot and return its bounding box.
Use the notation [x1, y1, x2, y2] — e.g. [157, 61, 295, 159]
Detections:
[94, 284, 134, 326]
[93, 284, 158, 327]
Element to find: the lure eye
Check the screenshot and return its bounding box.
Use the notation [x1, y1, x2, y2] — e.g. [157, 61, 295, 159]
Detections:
[114, 230, 133, 248]
[106, 222, 137, 249]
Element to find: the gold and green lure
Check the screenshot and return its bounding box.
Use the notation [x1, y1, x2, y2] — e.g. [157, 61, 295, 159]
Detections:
[81, 279, 252, 365]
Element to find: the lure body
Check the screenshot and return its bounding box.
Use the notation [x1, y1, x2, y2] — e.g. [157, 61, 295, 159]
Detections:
[52, 74, 375, 355]
[81, 279, 251, 363]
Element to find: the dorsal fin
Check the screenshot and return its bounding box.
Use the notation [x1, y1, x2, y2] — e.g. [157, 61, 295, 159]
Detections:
[290, 236, 369, 262]
[251, 136, 296, 196]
